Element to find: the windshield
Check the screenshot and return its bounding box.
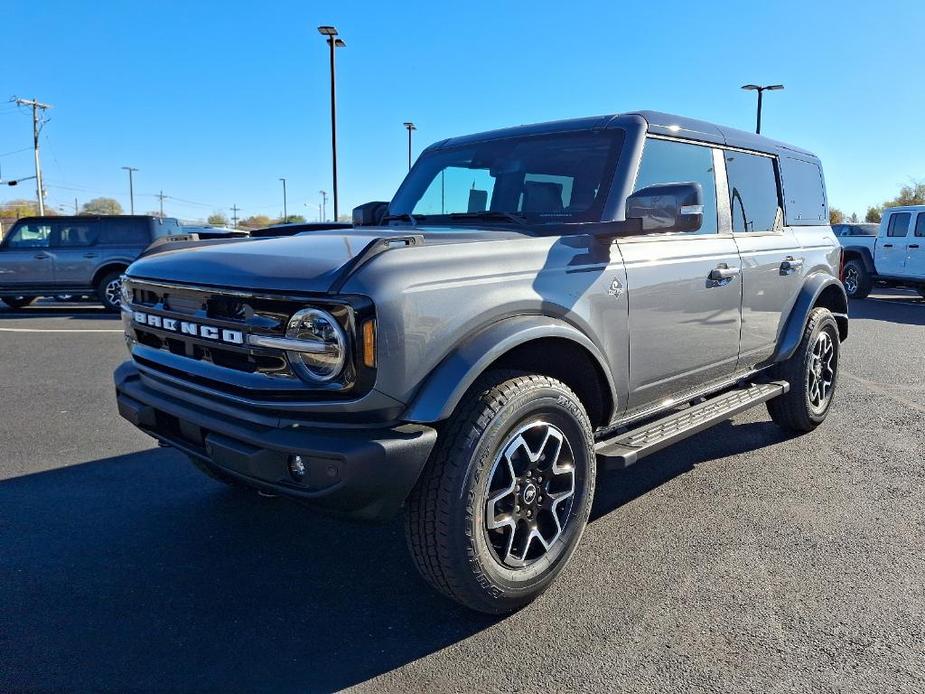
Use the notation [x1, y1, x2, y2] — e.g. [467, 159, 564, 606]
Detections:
[388, 130, 625, 226]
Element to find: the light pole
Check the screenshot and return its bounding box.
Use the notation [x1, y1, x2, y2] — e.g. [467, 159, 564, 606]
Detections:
[121, 166, 139, 214]
[741, 84, 783, 135]
[319, 190, 328, 222]
[403, 122, 416, 170]
[279, 177, 288, 222]
[318, 25, 345, 220]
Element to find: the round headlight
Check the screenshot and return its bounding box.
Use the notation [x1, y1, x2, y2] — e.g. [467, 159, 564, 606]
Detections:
[285, 308, 347, 382]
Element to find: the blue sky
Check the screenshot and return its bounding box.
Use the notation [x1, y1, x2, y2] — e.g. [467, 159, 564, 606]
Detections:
[2, 0, 922, 222]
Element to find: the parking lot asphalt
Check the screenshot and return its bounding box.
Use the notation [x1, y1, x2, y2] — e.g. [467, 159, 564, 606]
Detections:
[1, 293, 923, 693]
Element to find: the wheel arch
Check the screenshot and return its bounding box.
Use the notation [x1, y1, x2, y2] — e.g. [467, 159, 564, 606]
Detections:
[91, 262, 130, 289]
[769, 273, 848, 364]
[402, 316, 617, 427]
[841, 245, 875, 274]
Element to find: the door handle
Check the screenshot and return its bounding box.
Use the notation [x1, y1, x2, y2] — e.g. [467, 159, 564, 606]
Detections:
[883, 243, 893, 248]
[708, 264, 740, 282]
[33, 253, 50, 259]
[780, 256, 804, 275]
[83, 253, 98, 258]
[909, 244, 920, 249]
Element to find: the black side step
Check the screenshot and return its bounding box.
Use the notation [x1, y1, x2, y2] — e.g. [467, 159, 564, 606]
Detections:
[595, 381, 789, 469]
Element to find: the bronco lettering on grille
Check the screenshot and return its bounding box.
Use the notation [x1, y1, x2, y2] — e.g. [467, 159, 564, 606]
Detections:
[133, 311, 244, 345]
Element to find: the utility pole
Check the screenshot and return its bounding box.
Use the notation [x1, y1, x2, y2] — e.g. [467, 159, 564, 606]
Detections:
[13, 97, 52, 216]
[121, 166, 139, 214]
[319, 190, 328, 221]
[74, 197, 78, 214]
[230, 204, 240, 229]
[403, 122, 416, 170]
[156, 190, 167, 217]
[318, 26, 345, 220]
[279, 177, 288, 222]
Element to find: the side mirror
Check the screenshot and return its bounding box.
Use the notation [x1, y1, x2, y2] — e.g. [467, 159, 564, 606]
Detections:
[625, 182, 703, 234]
[353, 201, 389, 227]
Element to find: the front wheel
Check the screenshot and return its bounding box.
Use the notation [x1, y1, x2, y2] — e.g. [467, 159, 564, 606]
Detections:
[2, 295, 36, 309]
[97, 271, 124, 312]
[405, 371, 595, 614]
[767, 307, 840, 432]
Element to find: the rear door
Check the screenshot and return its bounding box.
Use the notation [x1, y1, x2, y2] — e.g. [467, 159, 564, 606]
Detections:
[905, 212, 925, 279]
[0, 220, 55, 287]
[619, 137, 742, 410]
[877, 212, 911, 276]
[731, 152, 808, 368]
[50, 219, 101, 286]
[97, 218, 150, 266]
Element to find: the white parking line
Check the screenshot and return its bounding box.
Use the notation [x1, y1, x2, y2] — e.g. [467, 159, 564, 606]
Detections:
[0, 327, 123, 333]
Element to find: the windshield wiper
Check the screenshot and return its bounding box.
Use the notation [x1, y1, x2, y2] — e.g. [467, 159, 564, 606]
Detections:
[447, 211, 528, 226]
[381, 213, 427, 226]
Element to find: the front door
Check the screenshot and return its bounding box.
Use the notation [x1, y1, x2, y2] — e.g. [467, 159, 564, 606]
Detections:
[877, 211, 911, 276]
[904, 212, 925, 279]
[0, 220, 55, 287]
[619, 136, 742, 411]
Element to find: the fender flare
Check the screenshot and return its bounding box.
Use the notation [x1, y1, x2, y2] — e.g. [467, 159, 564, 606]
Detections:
[402, 315, 617, 423]
[841, 245, 875, 274]
[768, 273, 848, 364]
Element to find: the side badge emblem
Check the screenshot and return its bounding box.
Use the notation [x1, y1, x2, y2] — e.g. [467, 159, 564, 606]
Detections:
[607, 277, 624, 298]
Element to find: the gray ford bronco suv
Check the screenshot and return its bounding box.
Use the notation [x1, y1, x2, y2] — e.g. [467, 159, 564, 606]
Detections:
[114, 111, 847, 613]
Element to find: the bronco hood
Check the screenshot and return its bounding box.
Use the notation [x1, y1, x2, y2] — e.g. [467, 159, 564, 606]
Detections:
[127, 227, 525, 294]
[126, 232, 408, 293]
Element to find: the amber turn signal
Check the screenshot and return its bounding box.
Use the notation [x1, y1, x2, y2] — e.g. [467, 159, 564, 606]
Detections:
[362, 319, 376, 368]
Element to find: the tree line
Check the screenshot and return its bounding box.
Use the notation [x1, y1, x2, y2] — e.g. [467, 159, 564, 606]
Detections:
[0, 197, 309, 229]
[831, 181, 925, 224]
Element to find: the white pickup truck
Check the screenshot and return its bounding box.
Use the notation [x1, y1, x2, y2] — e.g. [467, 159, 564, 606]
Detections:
[838, 205, 925, 299]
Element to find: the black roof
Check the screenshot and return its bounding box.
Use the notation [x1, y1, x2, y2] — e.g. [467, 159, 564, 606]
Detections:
[12, 215, 177, 223]
[426, 110, 816, 160]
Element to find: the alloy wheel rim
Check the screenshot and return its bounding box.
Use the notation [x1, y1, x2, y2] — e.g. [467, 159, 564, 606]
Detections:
[484, 420, 577, 568]
[844, 267, 858, 294]
[105, 279, 122, 307]
[808, 330, 836, 412]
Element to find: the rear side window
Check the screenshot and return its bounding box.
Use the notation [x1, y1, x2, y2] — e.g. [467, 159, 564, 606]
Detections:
[779, 157, 827, 225]
[633, 138, 718, 234]
[98, 219, 150, 245]
[725, 152, 781, 232]
[56, 222, 99, 247]
[887, 213, 911, 237]
[915, 213, 925, 237]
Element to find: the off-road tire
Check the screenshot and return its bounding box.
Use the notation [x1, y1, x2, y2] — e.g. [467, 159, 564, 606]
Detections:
[97, 271, 124, 312]
[405, 370, 595, 614]
[766, 307, 840, 432]
[187, 455, 254, 492]
[843, 258, 871, 299]
[2, 296, 36, 309]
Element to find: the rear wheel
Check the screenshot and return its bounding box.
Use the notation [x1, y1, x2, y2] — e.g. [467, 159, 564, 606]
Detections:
[405, 370, 595, 614]
[97, 271, 125, 312]
[2, 295, 36, 309]
[842, 259, 871, 299]
[767, 307, 840, 432]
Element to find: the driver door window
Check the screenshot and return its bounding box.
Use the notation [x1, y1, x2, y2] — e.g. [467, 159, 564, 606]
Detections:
[5, 223, 52, 248]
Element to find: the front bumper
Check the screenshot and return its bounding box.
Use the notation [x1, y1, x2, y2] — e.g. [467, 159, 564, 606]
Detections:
[114, 362, 437, 520]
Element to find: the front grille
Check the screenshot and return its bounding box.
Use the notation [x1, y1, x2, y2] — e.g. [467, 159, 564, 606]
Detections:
[123, 279, 364, 402]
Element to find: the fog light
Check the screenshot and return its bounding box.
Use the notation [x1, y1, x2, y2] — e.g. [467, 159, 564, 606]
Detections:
[289, 455, 307, 481]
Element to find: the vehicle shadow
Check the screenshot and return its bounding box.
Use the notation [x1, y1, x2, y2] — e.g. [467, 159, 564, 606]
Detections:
[1, 417, 794, 691]
[0, 303, 118, 321]
[591, 418, 795, 521]
[0, 448, 498, 692]
[849, 295, 925, 327]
